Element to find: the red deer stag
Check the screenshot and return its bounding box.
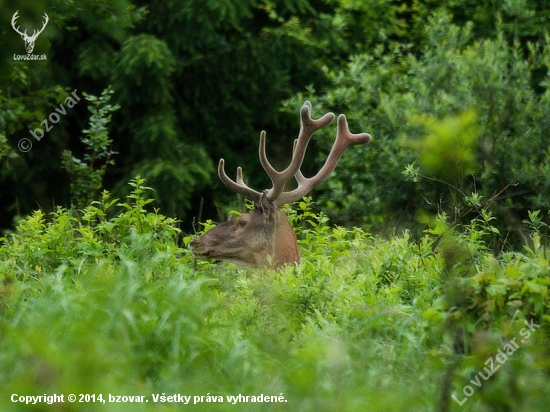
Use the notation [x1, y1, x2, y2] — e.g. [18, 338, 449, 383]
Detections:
[191, 101, 371, 268]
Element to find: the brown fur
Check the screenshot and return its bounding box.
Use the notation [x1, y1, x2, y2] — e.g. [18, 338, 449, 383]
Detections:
[190, 194, 298, 268]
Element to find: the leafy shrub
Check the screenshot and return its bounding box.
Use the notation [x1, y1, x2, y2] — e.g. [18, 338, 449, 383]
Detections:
[0, 192, 549, 411]
[0, 177, 181, 282]
[61, 87, 120, 207]
[287, 11, 550, 249]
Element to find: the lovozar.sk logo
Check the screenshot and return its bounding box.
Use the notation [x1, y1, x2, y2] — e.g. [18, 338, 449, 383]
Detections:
[11, 10, 48, 61]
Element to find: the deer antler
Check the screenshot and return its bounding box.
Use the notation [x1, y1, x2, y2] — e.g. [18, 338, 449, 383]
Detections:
[11, 11, 48, 40]
[218, 160, 263, 202]
[261, 101, 335, 202]
[218, 101, 371, 206]
[275, 112, 371, 206]
[11, 11, 25, 37]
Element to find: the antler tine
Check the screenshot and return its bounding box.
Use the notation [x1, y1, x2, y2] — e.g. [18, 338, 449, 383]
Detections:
[11, 11, 48, 38]
[33, 13, 49, 38]
[218, 159, 262, 202]
[11, 11, 26, 36]
[262, 101, 335, 202]
[275, 113, 371, 207]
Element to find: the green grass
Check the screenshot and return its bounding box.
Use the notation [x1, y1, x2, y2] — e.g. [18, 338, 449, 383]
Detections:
[0, 181, 549, 411]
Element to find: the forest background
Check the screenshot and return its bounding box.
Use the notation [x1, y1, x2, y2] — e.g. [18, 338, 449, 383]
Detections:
[1, 0, 549, 240]
[1, 0, 550, 411]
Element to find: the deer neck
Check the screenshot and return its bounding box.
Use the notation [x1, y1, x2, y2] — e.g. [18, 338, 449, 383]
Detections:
[265, 210, 299, 267]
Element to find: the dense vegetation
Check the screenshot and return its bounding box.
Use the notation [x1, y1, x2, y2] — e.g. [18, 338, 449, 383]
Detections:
[1, 0, 550, 410]
[0, 182, 549, 411]
[1, 0, 550, 233]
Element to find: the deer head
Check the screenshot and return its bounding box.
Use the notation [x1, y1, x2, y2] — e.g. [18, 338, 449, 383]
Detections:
[11, 11, 49, 54]
[191, 101, 371, 268]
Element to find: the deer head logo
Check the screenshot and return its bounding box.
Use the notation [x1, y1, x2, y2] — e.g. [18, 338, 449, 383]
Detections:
[11, 11, 49, 54]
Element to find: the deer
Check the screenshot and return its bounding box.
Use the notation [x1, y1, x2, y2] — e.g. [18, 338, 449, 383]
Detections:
[11, 11, 49, 54]
[190, 101, 371, 268]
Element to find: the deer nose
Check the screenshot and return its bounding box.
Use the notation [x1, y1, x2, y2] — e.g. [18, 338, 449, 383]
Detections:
[190, 235, 209, 252]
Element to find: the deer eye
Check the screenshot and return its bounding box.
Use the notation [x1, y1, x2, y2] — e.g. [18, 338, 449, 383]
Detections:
[237, 220, 247, 228]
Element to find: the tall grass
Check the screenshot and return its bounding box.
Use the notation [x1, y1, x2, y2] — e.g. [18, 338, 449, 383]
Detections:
[0, 181, 548, 411]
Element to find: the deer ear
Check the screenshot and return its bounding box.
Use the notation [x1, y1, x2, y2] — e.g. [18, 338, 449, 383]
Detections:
[257, 191, 277, 227]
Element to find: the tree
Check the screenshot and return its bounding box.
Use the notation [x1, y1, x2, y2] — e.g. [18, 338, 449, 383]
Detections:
[297, 11, 550, 249]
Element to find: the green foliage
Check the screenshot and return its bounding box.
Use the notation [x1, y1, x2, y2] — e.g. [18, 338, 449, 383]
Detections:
[1, 195, 548, 410]
[3, 2, 550, 410]
[2, 0, 445, 227]
[0, 177, 180, 281]
[62, 87, 119, 206]
[3, 0, 550, 234]
[412, 0, 550, 46]
[291, 11, 550, 247]
[110, 30, 214, 216]
[411, 109, 480, 182]
[0, 0, 139, 231]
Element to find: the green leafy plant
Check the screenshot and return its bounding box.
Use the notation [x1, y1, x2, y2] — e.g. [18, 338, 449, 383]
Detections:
[288, 11, 550, 251]
[61, 87, 120, 207]
[1, 193, 549, 411]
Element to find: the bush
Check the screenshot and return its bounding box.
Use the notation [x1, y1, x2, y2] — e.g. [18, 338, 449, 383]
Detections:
[287, 12, 550, 249]
[0, 191, 548, 411]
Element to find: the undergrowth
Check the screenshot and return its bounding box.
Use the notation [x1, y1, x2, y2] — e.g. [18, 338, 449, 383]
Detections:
[0, 181, 548, 411]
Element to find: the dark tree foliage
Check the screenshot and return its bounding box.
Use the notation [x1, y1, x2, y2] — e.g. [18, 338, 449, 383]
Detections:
[0, 0, 367, 231]
[299, 9, 550, 250]
[1, 0, 550, 242]
[0, 0, 348, 230]
[0, 0, 137, 230]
